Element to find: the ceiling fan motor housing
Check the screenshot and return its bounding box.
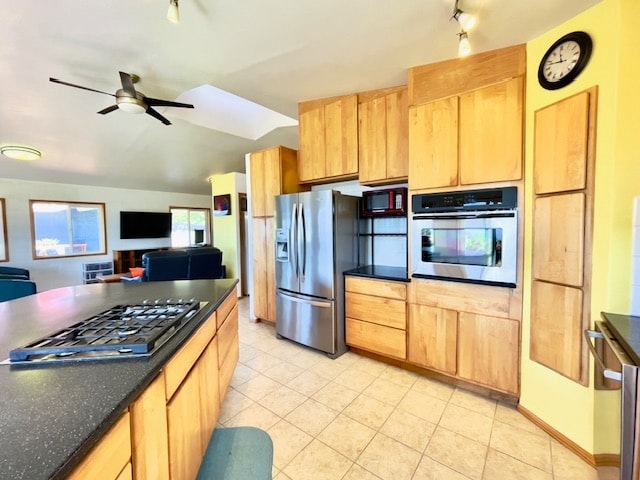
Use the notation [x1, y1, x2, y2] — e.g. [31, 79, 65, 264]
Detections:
[116, 89, 148, 113]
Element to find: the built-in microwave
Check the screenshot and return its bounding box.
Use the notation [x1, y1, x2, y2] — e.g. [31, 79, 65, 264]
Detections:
[361, 187, 407, 217]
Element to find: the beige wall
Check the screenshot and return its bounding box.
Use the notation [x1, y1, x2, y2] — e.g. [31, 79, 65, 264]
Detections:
[521, 0, 639, 455]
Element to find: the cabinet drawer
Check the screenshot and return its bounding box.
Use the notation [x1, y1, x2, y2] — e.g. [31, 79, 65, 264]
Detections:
[164, 311, 217, 401]
[346, 318, 406, 359]
[346, 292, 406, 329]
[346, 276, 407, 300]
[216, 292, 238, 330]
[218, 304, 238, 364]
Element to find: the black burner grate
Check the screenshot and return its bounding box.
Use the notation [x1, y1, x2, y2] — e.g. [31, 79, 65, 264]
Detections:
[9, 298, 204, 363]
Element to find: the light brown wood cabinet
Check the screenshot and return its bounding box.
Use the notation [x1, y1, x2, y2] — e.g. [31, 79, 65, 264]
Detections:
[409, 77, 523, 190]
[358, 87, 409, 185]
[249, 146, 301, 323]
[457, 312, 519, 394]
[407, 278, 521, 395]
[345, 276, 407, 360]
[68, 411, 132, 480]
[407, 304, 457, 375]
[298, 94, 358, 183]
[530, 88, 597, 386]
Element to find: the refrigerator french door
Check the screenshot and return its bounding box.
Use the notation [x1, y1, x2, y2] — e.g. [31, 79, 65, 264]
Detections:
[275, 190, 357, 358]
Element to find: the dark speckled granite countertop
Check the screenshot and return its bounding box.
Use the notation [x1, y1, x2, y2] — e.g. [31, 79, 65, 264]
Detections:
[601, 311, 640, 365]
[344, 265, 410, 282]
[0, 279, 237, 480]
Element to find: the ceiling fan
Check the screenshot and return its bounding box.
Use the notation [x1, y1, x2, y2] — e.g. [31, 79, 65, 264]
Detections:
[49, 71, 194, 125]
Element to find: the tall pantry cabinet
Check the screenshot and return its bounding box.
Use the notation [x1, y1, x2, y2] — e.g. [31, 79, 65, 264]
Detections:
[249, 146, 302, 324]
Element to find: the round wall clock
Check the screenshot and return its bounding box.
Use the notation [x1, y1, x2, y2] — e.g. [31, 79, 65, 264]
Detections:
[537, 31, 593, 90]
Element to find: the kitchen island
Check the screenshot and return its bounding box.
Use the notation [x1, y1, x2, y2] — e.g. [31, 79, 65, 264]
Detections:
[0, 279, 238, 480]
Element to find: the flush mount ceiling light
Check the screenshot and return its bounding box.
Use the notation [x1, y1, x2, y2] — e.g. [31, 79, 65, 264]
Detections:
[0, 145, 41, 161]
[458, 31, 471, 56]
[167, 0, 180, 23]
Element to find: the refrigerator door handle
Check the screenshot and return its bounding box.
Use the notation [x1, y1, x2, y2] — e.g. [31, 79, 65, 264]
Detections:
[298, 202, 306, 281]
[277, 291, 331, 308]
[291, 202, 298, 278]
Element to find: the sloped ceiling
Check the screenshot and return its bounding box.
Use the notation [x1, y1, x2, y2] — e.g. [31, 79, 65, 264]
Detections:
[0, 0, 601, 194]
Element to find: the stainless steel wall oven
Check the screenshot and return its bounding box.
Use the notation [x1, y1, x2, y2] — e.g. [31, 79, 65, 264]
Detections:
[411, 187, 518, 287]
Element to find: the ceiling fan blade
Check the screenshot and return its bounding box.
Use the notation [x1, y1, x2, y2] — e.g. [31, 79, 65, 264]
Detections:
[119, 72, 137, 96]
[97, 105, 119, 115]
[146, 97, 194, 109]
[49, 77, 115, 97]
[146, 107, 172, 125]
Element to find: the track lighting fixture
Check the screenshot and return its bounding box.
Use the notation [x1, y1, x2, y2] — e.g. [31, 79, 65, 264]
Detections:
[167, 0, 180, 23]
[458, 31, 471, 56]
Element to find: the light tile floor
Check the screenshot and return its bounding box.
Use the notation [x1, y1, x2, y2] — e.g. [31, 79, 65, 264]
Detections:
[219, 298, 618, 480]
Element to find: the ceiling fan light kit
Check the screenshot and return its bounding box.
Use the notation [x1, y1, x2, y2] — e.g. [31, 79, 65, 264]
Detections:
[0, 145, 41, 161]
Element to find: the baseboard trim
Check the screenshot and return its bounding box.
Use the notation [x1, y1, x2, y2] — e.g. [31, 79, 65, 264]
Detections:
[517, 405, 620, 468]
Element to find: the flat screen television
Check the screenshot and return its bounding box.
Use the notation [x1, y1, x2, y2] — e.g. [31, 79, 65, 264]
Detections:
[120, 211, 172, 239]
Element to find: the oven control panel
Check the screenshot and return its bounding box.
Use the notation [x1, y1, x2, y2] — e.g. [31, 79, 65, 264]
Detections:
[412, 187, 517, 213]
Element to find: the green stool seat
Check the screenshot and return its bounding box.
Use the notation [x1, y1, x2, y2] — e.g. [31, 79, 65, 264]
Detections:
[196, 427, 274, 480]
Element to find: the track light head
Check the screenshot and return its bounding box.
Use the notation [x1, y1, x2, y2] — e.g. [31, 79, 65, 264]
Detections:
[458, 31, 471, 57]
[167, 0, 180, 23]
[453, 9, 476, 31]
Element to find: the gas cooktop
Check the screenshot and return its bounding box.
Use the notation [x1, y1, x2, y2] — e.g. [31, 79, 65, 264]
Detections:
[7, 298, 206, 364]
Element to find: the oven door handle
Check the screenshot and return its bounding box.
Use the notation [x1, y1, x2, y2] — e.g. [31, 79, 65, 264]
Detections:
[584, 329, 622, 382]
[412, 212, 516, 220]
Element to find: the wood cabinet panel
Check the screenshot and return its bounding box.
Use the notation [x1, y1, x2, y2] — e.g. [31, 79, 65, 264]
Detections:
[458, 313, 519, 394]
[325, 95, 358, 178]
[198, 337, 220, 449]
[218, 304, 239, 361]
[298, 107, 326, 182]
[216, 290, 238, 330]
[68, 412, 131, 480]
[459, 77, 523, 185]
[164, 311, 217, 401]
[534, 91, 590, 194]
[346, 292, 406, 329]
[250, 146, 300, 218]
[252, 217, 276, 322]
[533, 193, 585, 286]
[530, 280, 584, 381]
[219, 333, 239, 404]
[345, 276, 407, 300]
[358, 87, 408, 184]
[407, 304, 457, 374]
[130, 372, 170, 480]
[167, 366, 204, 480]
[409, 98, 458, 190]
[116, 464, 132, 480]
[346, 318, 406, 359]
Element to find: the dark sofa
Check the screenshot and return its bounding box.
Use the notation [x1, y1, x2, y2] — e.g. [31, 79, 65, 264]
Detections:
[141, 247, 224, 282]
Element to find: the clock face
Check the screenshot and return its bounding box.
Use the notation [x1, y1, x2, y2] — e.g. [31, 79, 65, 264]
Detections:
[541, 40, 581, 82]
[538, 31, 592, 90]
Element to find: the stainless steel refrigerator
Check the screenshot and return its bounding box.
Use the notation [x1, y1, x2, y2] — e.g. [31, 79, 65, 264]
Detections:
[275, 189, 358, 358]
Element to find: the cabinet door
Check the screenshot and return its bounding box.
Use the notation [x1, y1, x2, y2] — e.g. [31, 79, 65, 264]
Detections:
[385, 88, 409, 180]
[457, 313, 519, 394]
[298, 107, 326, 182]
[359, 96, 387, 183]
[199, 337, 220, 449]
[409, 98, 459, 190]
[265, 216, 277, 322]
[533, 193, 585, 287]
[530, 280, 583, 381]
[252, 217, 269, 321]
[407, 304, 457, 375]
[459, 77, 523, 185]
[249, 149, 267, 217]
[325, 95, 358, 178]
[534, 91, 590, 194]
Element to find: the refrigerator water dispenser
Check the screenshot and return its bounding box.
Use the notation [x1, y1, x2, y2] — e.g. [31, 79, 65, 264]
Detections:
[275, 228, 289, 262]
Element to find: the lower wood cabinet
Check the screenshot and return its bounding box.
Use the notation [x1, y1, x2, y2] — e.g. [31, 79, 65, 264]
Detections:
[457, 313, 519, 395]
[71, 291, 239, 480]
[345, 277, 407, 360]
[407, 304, 457, 375]
[252, 217, 276, 323]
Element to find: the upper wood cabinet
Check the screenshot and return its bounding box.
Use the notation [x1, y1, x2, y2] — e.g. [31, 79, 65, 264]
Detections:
[534, 91, 590, 194]
[409, 96, 459, 190]
[409, 77, 523, 190]
[298, 94, 358, 183]
[358, 87, 409, 185]
[249, 146, 299, 218]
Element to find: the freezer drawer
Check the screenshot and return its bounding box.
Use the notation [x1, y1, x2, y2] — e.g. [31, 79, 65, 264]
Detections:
[276, 290, 336, 355]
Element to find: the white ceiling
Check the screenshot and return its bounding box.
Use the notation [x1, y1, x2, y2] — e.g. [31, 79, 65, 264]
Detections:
[0, 0, 600, 195]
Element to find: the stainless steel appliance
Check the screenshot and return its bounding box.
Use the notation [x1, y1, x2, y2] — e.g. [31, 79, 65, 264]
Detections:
[8, 298, 204, 363]
[275, 189, 358, 358]
[361, 187, 407, 217]
[586, 314, 640, 479]
[411, 187, 518, 287]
